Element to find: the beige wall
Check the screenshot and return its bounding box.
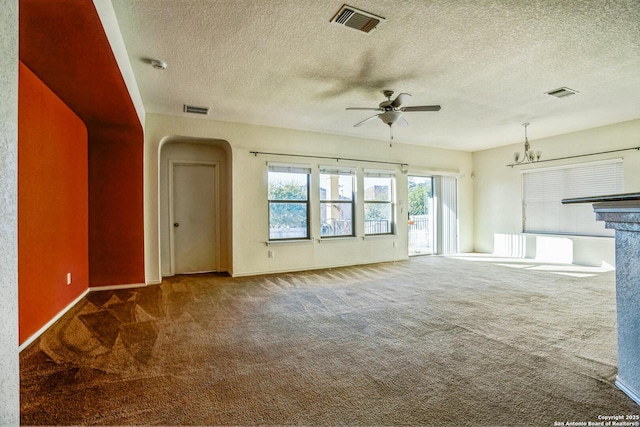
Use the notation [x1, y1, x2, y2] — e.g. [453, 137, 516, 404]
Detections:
[472, 118, 640, 266]
[144, 113, 473, 281]
[93, 0, 145, 127]
[0, 0, 20, 423]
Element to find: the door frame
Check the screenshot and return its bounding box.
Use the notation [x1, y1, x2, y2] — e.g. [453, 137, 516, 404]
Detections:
[168, 160, 220, 275]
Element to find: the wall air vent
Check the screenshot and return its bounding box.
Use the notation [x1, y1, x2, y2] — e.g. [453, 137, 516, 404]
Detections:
[545, 87, 579, 98]
[330, 4, 384, 34]
[183, 105, 209, 115]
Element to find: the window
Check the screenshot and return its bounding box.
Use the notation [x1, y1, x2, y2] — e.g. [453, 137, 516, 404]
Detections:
[522, 159, 623, 237]
[268, 164, 311, 240]
[364, 171, 395, 235]
[319, 167, 355, 237]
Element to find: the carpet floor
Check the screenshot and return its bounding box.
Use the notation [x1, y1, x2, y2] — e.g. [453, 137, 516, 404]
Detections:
[20, 255, 640, 426]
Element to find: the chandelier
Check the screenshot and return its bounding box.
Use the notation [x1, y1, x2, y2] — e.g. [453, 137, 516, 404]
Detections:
[513, 123, 541, 164]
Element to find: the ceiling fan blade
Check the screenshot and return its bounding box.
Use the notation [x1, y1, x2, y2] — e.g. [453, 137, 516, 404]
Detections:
[401, 105, 441, 112]
[354, 114, 380, 127]
[397, 115, 409, 127]
[346, 107, 383, 111]
[391, 93, 412, 109]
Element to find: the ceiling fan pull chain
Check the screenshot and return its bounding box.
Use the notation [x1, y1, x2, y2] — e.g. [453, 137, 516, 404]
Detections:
[389, 125, 393, 147]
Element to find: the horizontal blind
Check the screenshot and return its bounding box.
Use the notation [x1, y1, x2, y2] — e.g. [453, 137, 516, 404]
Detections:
[268, 163, 311, 174]
[364, 169, 396, 178]
[522, 160, 623, 236]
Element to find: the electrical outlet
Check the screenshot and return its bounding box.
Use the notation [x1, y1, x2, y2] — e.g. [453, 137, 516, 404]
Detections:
[268, 250, 275, 258]
[67, 272, 72, 285]
[393, 241, 397, 248]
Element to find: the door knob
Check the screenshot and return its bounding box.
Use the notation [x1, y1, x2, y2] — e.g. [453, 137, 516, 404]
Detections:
[174, 223, 179, 227]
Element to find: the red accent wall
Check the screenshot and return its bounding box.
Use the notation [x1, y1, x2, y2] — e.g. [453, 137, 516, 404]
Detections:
[88, 126, 145, 286]
[20, 0, 146, 290]
[18, 62, 89, 344]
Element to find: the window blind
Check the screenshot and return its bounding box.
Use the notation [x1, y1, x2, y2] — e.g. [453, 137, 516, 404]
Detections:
[522, 159, 623, 237]
[433, 175, 458, 254]
[364, 169, 396, 178]
[268, 163, 311, 174]
[319, 166, 356, 176]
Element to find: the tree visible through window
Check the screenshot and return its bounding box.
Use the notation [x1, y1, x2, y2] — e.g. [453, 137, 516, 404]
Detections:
[408, 179, 431, 216]
[268, 166, 310, 240]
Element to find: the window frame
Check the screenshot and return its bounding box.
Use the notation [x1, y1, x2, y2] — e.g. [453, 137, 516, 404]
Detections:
[267, 164, 311, 241]
[319, 167, 356, 238]
[363, 170, 396, 236]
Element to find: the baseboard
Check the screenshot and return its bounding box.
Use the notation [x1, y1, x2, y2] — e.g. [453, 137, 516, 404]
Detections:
[19, 282, 152, 353]
[230, 258, 407, 278]
[616, 376, 640, 406]
[89, 282, 147, 292]
[19, 288, 90, 352]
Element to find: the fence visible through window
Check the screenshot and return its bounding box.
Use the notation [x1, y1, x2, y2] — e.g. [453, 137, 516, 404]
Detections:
[364, 219, 390, 234]
[408, 215, 431, 254]
[364, 172, 395, 236]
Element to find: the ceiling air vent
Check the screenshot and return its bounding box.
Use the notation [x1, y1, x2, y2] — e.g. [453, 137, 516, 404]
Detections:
[545, 87, 579, 98]
[330, 5, 384, 33]
[183, 104, 209, 115]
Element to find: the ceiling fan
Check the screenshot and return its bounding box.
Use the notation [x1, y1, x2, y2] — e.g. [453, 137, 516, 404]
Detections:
[346, 90, 441, 145]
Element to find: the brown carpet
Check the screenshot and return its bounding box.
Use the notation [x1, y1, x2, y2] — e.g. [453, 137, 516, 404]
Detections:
[20, 255, 640, 426]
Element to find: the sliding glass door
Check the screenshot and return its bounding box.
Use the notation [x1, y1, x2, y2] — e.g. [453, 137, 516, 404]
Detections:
[407, 176, 434, 256]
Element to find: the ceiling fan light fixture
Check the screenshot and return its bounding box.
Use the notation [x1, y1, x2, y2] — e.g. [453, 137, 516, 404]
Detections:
[379, 111, 402, 125]
[347, 90, 440, 147]
[347, 91, 441, 147]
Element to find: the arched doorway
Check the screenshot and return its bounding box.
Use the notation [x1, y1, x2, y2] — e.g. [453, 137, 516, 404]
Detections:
[158, 137, 232, 277]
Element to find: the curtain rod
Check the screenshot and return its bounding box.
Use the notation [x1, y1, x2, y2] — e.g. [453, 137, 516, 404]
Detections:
[250, 151, 408, 167]
[507, 146, 640, 168]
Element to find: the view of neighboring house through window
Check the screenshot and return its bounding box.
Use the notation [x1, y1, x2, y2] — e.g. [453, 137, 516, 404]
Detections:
[364, 171, 395, 235]
[522, 159, 623, 237]
[319, 167, 355, 237]
[268, 164, 311, 240]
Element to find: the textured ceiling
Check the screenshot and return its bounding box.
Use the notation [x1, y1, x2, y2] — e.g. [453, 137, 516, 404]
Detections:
[111, 0, 640, 151]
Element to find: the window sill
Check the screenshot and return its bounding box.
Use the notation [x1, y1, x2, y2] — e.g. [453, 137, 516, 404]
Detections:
[318, 236, 358, 243]
[363, 233, 397, 240]
[266, 239, 313, 246]
[522, 232, 614, 239]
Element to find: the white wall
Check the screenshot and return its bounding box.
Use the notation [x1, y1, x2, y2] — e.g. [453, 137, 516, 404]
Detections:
[0, 0, 20, 422]
[473, 119, 640, 266]
[145, 113, 473, 281]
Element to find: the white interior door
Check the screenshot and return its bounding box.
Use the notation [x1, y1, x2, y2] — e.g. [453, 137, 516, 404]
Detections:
[171, 162, 218, 274]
